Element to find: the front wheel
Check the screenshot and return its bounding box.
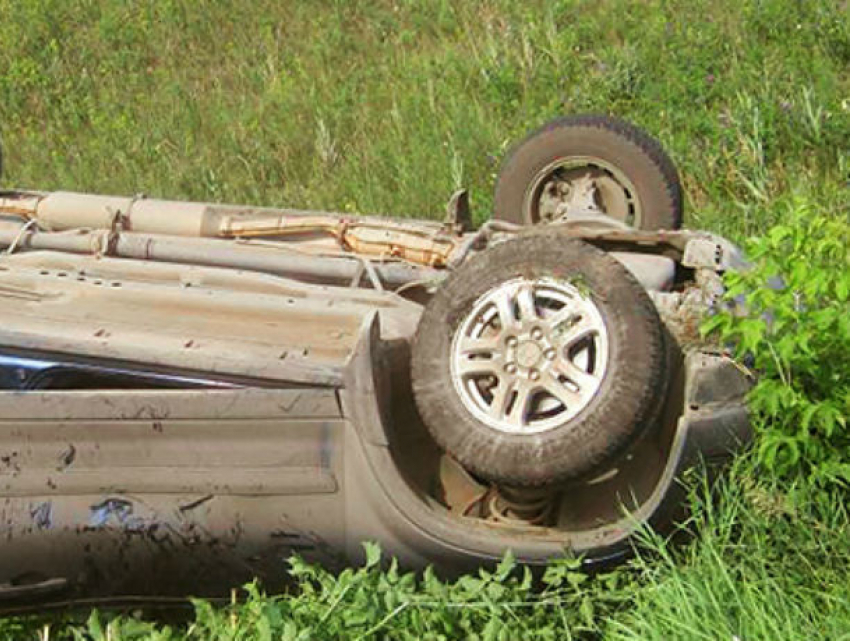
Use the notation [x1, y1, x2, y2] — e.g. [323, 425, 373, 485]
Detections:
[411, 233, 668, 486]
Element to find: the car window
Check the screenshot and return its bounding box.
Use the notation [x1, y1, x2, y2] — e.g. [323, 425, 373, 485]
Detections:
[0, 352, 237, 391]
[29, 369, 216, 390]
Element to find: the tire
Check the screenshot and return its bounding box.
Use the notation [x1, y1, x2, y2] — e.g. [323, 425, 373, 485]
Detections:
[411, 234, 667, 486]
[493, 115, 682, 230]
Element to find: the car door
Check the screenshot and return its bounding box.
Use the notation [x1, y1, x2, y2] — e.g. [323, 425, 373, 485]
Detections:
[0, 379, 346, 602]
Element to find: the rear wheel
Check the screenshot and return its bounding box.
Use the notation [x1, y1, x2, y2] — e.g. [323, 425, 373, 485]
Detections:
[493, 115, 683, 230]
[412, 234, 667, 486]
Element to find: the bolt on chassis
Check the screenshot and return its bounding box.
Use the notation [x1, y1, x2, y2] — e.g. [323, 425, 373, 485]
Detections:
[0, 116, 751, 605]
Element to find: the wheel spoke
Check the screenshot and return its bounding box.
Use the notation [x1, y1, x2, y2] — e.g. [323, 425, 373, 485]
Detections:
[487, 377, 516, 421]
[539, 371, 584, 408]
[455, 356, 500, 378]
[554, 314, 598, 349]
[492, 288, 518, 331]
[545, 305, 579, 330]
[458, 334, 500, 355]
[552, 359, 598, 395]
[504, 381, 533, 427]
[516, 283, 537, 322]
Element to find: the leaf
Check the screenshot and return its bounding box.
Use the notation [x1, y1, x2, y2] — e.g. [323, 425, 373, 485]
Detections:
[800, 403, 819, 431]
[364, 541, 382, 568]
[567, 571, 588, 588]
[87, 611, 104, 641]
[495, 549, 515, 580]
[579, 596, 595, 628]
[836, 276, 849, 302]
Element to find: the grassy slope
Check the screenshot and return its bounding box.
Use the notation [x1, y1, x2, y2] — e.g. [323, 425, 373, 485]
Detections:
[1, 0, 847, 237]
[0, 0, 848, 638]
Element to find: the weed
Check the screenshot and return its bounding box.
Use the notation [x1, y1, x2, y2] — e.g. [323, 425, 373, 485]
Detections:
[703, 200, 850, 486]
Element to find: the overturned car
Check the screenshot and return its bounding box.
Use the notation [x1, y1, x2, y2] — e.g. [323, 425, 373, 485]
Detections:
[0, 116, 751, 605]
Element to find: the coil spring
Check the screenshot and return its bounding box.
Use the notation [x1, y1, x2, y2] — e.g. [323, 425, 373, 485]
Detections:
[485, 485, 557, 527]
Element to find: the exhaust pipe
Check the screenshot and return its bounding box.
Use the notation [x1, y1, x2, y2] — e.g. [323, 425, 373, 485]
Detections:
[0, 218, 440, 289]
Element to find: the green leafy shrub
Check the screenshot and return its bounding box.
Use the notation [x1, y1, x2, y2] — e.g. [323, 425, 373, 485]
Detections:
[703, 200, 850, 485]
[45, 543, 641, 640]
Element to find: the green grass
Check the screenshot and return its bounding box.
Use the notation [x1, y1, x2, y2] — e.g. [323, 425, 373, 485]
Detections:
[607, 471, 850, 640]
[0, 0, 847, 238]
[0, 0, 849, 638]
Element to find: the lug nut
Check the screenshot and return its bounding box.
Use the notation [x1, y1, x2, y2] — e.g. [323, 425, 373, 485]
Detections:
[505, 363, 517, 374]
[529, 369, 540, 381]
[544, 348, 557, 360]
[506, 336, 518, 347]
[531, 328, 543, 340]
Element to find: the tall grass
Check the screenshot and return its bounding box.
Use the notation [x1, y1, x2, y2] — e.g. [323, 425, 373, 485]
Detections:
[0, 0, 847, 237]
[608, 469, 850, 640]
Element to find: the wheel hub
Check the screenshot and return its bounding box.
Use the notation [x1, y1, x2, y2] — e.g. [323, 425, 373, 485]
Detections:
[515, 340, 542, 369]
[525, 156, 641, 227]
[450, 277, 609, 435]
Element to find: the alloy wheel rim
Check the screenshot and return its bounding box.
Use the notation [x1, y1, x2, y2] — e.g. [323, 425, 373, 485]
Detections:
[450, 277, 609, 435]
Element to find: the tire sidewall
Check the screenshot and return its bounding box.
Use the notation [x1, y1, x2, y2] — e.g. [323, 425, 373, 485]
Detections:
[412, 235, 667, 486]
[494, 116, 682, 230]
